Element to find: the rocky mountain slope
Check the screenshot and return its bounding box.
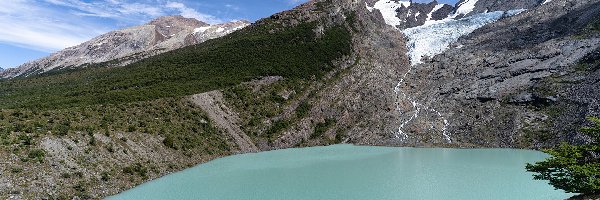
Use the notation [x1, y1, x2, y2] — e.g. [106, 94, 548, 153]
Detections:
[353, 0, 600, 148]
[455, 0, 543, 17]
[0, 16, 249, 79]
[365, 0, 545, 30]
[0, 0, 598, 199]
[400, 0, 600, 147]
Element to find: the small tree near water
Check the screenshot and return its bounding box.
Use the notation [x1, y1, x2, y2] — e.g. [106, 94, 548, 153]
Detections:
[526, 117, 600, 194]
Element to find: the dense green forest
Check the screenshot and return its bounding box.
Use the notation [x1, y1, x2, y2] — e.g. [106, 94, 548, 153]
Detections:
[0, 20, 352, 109]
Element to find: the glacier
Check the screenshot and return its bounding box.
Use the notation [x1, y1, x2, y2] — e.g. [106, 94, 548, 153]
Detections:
[403, 11, 504, 65]
[367, 0, 528, 143]
[397, 10, 526, 142]
[403, 10, 526, 65]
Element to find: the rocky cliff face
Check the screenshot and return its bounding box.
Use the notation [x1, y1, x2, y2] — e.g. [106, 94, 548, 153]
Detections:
[400, 0, 600, 147]
[0, 16, 249, 78]
[455, 0, 543, 18]
[357, 0, 600, 147]
[262, 0, 600, 148]
[365, 0, 547, 30]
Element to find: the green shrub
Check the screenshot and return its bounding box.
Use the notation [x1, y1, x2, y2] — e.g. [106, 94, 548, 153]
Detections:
[28, 149, 46, 162]
[527, 117, 600, 194]
[127, 125, 137, 132]
[60, 173, 71, 179]
[11, 167, 23, 173]
[162, 136, 176, 149]
[100, 172, 110, 182]
[266, 120, 291, 137]
[311, 118, 336, 139]
[18, 134, 33, 146]
[296, 101, 311, 119]
[123, 163, 148, 178]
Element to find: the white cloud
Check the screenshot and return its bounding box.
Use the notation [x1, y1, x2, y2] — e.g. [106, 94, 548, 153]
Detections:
[42, 0, 223, 24]
[287, 0, 304, 5]
[44, 0, 164, 21]
[0, 0, 226, 52]
[166, 1, 223, 24]
[119, 3, 164, 17]
[225, 4, 241, 11]
[0, 0, 107, 52]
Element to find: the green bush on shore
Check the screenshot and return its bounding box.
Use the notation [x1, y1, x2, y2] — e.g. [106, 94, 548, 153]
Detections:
[527, 117, 600, 194]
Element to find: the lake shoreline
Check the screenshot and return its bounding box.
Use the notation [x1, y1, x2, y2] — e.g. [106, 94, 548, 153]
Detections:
[109, 144, 575, 200]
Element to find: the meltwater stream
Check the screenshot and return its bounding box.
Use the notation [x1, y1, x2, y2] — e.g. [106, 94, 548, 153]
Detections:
[109, 145, 573, 200]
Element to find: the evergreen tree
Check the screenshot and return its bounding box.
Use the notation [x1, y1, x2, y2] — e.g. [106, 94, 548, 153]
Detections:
[526, 117, 600, 194]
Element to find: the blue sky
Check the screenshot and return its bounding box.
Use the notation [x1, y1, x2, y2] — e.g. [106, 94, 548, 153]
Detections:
[0, 0, 457, 68]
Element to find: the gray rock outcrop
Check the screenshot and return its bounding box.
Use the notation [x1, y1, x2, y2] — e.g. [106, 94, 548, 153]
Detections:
[395, 0, 600, 147]
[455, 0, 543, 18]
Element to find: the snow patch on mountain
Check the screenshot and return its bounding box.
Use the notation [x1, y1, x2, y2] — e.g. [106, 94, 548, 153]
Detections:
[425, 4, 445, 23]
[505, 9, 527, 16]
[454, 0, 479, 16]
[366, 1, 411, 27]
[193, 26, 211, 34]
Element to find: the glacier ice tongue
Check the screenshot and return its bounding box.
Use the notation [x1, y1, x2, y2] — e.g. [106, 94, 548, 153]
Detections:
[393, 9, 526, 143]
[402, 11, 506, 65]
[367, 0, 528, 143]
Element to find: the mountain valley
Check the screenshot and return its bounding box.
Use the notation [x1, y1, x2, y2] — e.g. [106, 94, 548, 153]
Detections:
[0, 0, 599, 198]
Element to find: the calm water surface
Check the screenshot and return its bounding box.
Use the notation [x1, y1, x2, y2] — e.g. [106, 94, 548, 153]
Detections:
[108, 145, 573, 200]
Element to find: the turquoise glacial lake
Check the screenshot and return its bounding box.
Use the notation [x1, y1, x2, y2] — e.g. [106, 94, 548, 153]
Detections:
[108, 144, 573, 200]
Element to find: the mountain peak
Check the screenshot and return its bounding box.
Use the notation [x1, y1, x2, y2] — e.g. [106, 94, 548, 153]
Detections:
[148, 15, 209, 27]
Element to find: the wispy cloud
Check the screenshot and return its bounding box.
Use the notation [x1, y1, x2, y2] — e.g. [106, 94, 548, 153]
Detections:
[166, 1, 223, 24]
[0, 0, 224, 52]
[0, 0, 107, 52]
[286, 0, 305, 5]
[43, 0, 166, 22]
